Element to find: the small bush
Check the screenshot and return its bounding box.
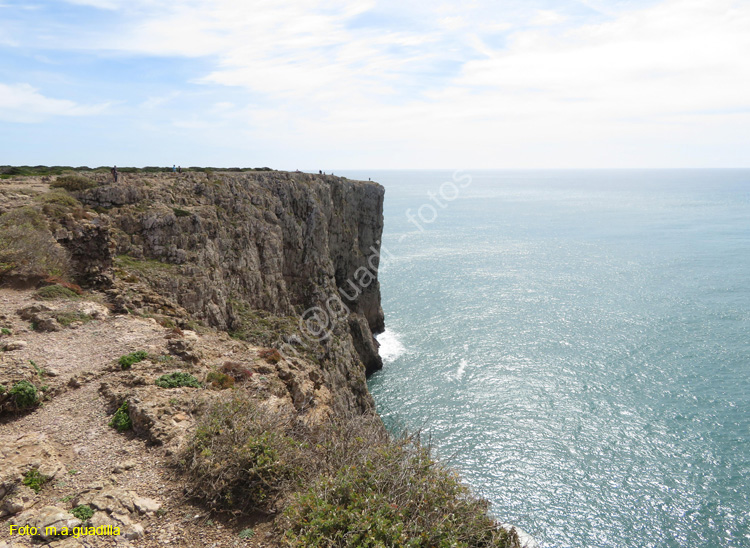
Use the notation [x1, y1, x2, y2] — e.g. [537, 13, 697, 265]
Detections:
[206, 371, 234, 390]
[283, 438, 521, 548]
[35, 284, 80, 300]
[1, 328, 10, 336]
[50, 174, 96, 191]
[156, 372, 201, 389]
[258, 348, 282, 364]
[0, 208, 71, 281]
[221, 361, 253, 383]
[71, 505, 94, 522]
[119, 350, 149, 370]
[22, 468, 50, 493]
[43, 276, 83, 295]
[109, 401, 132, 432]
[36, 191, 84, 219]
[54, 311, 92, 327]
[9, 380, 38, 409]
[172, 208, 190, 218]
[178, 396, 300, 512]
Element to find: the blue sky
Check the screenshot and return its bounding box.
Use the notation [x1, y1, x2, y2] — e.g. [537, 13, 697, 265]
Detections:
[1, 0, 748, 169]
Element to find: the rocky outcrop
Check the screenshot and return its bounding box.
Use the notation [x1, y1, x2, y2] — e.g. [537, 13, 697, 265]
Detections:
[69, 171, 385, 412]
[0, 433, 67, 518]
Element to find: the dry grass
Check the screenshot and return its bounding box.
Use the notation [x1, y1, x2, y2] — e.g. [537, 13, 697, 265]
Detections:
[0, 207, 71, 282]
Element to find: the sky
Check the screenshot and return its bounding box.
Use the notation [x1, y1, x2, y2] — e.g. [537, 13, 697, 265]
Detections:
[0, 0, 748, 169]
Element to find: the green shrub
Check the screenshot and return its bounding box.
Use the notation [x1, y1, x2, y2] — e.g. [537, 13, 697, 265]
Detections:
[156, 372, 201, 389]
[118, 350, 149, 370]
[1, 328, 10, 336]
[54, 311, 92, 327]
[172, 208, 190, 218]
[35, 284, 80, 300]
[50, 174, 96, 191]
[22, 468, 50, 493]
[206, 371, 234, 390]
[178, 396, 300, 511]
[238, 528, 255, 539]
[109, 401, 132, 432]
[283, 439, 520, 548]
[35, 191, 84, 219]
[9, 381, 38, 409]
[71, 505, 94, 522]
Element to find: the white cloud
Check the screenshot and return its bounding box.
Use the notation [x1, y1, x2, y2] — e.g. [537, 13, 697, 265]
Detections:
[0, 83, 108, 122]
[530, 10, 568, 26]
[5, 0, 750, 166]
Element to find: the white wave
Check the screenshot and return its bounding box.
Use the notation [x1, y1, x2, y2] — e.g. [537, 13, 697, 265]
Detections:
[375, 329, 406, 363]
[456, 358, 468, 380]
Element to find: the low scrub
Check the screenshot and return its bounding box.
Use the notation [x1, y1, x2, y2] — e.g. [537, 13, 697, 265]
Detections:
[178, 396, 301, 512]
[35, 284, 80, 300]
[156, 371, 201, 389]
[35, 191, 86, 219]
[220, 361, 253, 383]
[53, 311, 93, 327]
[258, 348, 282, 364]
[50, 174, 97, 191]
[71, 505, 94, 522]
[206, 371, 234, 390]
[177, 394, 520, 547]
[118, 350, 148, 370]
[0, 207, 71, 282]
[283, 441, 520, 548]
[228, 302, 299, 348]
[8, 380, 38, 410]
[23, 468, 50, 493]
[109, 401, 132, 432]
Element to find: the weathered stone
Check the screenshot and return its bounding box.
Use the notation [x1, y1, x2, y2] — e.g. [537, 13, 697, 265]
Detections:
[0, 433, 67, 517]
[113, 460, 136, 473]
[34, 317, 62, 332]
[133, 496, 161, 515]
[2, 340, 27, 351]
[17, 304, 52, 322]
[77, 487, 135, 515]
[17, 506, 82, 540]
[167, 337, 201, 363]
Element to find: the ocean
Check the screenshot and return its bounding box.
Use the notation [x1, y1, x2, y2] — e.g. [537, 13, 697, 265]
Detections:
[339, 169, 750, 548]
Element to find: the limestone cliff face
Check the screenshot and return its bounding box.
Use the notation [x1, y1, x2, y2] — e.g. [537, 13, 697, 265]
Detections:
[69, 171, 385, 413]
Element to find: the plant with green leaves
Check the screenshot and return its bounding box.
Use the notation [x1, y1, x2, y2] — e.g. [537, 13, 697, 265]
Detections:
[155, 372, 201, 389]
[118, 350, 149, 370]
[35, 284, 80, 300]
[179, 396, 300, 512]
[109, 401, 132, 432]
[23, 468, 50, 493]
[238, 528, 254, 539]
[50, 174, 97, 191]
[71, 505, 94, 522]
[9, 380, 38, 409]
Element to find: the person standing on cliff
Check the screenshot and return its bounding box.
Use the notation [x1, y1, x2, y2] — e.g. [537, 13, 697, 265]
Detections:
[111, 166, 118, 183]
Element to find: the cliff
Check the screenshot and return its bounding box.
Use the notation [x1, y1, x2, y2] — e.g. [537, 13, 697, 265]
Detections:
[60, 170, 385, 414]
[0, 169, 523, 548]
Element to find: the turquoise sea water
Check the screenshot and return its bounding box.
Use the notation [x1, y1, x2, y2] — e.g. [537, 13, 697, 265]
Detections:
[340, 170, 750, 548]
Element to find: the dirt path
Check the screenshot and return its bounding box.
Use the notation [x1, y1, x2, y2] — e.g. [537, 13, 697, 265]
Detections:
[0, 290, 272, 547]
